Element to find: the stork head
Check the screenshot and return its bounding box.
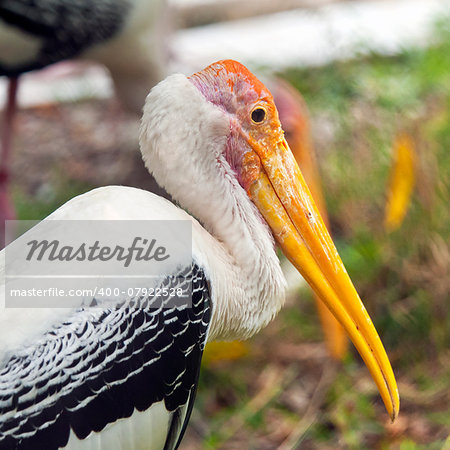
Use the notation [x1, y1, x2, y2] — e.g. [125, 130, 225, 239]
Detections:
[189, 60, 283, 193]
[140, 60, 399, 421]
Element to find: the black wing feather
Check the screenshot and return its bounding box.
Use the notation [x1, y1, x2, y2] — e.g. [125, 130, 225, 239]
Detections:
[0, 264, 211, 450]
[0, 0, 131, 76]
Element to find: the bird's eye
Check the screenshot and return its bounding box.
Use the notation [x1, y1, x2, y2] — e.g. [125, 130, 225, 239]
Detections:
[251, 107, 266, 123]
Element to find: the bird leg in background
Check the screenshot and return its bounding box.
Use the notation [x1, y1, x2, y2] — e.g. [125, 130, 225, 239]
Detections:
[0, 77, 18, 247]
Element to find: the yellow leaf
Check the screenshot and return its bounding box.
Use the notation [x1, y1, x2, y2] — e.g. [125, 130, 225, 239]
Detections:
[384, 133, 416, 231]
[202, 341, 249, 366]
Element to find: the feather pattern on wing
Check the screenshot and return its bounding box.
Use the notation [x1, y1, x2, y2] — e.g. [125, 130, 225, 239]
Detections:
[0, 264, 210, 450]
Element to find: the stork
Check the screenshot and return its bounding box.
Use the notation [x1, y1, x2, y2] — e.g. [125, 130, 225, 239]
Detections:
[0, 60, 399, 449]
[0, 0, 168, 230]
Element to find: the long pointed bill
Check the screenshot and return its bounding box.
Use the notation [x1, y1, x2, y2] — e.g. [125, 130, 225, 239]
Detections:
[247, 135, 399, 421]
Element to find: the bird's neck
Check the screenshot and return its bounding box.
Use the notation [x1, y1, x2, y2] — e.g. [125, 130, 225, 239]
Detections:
[140, 74, 286, 341]
[197, 177, 287, 341]
[163, 129, 288, 341]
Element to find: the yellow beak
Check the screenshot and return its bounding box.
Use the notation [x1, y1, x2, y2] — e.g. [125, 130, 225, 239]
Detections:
[247, 135, 399, 421]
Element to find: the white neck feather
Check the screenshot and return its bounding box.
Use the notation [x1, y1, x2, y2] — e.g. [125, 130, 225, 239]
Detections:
[140, 75, 286, 340]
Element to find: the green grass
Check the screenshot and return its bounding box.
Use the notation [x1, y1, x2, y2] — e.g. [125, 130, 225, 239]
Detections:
[13, 176, 93, 221]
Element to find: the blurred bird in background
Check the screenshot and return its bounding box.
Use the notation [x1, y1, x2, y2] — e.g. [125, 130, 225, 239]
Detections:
[0, 0, 168, 233]
[272, 78, 348, 361]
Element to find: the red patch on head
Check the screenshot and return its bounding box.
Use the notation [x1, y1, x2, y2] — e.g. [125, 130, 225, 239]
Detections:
[189, 60, 272, 105]
[207, 60, 269, 97]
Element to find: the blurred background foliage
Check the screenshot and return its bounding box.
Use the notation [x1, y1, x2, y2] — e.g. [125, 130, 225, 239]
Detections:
[8, 14, 450, 450]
